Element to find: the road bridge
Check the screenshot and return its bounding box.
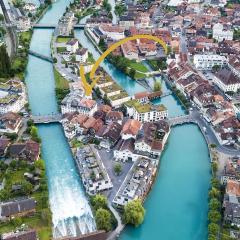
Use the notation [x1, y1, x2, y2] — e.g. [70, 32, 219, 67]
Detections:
[31, 114, 62, 124]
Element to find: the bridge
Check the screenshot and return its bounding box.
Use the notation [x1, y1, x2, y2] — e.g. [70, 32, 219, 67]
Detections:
[33, 24, 57, 28]
[161, 90, 172, 98]
[74, 24, 86, 29]
[31, 114, 62, 124]
[168, 114, 196, 126]
[29, 50, 53, 63]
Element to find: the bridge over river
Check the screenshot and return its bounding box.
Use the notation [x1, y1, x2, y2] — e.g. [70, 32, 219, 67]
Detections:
[31, 114, 62, 124]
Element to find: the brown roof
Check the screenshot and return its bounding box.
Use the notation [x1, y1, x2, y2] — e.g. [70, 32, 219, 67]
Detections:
[215, 68, 240, 85]
[121, 119, 141, 136]
[106, 111, 123, 121]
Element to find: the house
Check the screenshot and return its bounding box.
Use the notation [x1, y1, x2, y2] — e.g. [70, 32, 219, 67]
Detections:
[66, 39, 79, 53]
[17, 16, 31, 31]
[0, 138, 10, 156]
[8, 140, 40, 162]
[0, 198, 36, 219]
[121, 41, 139, 60]
[193, 54, 227, 70]
[0, 80, 26, 114]
[76, 48, 88, 63]
[213, 23, 233, 42]
[134, 92, 150, 103]
[105, 111, 123, 124]
[228, 55, 240, 77]
[121, 119, 142, 140]
[213, 68, 240, 93]
[99, 24, 125, 40]
[114, 138, 138, 162]
[125, 100, 168, 122]
[119, 15, 135, 29]
[1, 230, 37, 240]
[134, 121, 170, 158]
[0, 112, 22, 134]
[61, 94, 97, 116]
[96, 121, 122, 148]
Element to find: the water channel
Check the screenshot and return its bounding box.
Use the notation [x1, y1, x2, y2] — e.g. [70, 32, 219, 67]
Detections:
[24, 0, 211, 239]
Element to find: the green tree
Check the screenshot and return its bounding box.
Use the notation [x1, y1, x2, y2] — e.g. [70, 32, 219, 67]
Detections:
[208, 223, 219, 236]
[211, 178, 220, 189]
[22, 181, 33, 195]
[0, 45, 11, 78]
[154, 80, 161, 92]
[95, 208, 112, 231]
[0, 189, 10, 201]
[34, 159, 45, 170]
[212, 162, 218, 175]
[114, 3, 126, 16]
[208, 210, 221, 223]
[114, 163, 122, 176]
[123, 199, 145, 227]
[0, 14, 4, 22]
[209, 187, 220, 199]
[208, 235, 217, 240]
[209, 198, 220, 210]
[129, 68, 136, 79]
[91, 194, 107, 210]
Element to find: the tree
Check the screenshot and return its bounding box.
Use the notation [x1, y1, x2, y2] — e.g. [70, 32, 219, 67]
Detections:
[129, 68, 136, 79]
[123, 199, 145, 227]
[0, 45, 11, 78]
[22, 181, 33, 195]
[208, 223, 219, 236]
[95, 208, 112, 231]
[30, 126, 41, 142]
[114, 163, 122, 176]
[209, 187, 220, 199]
[209, 198, 220, 210]
[91, 194, 107, 210]
[114, 3, 127, 16]
[211, 178, 220, 189]
[208, 210, 221, 223]
[208, 235, 217, 240]
[0, 14, 4, 22]
[212, 162, 218, 175]
[35, 159, 45, 170]
[154, 80, 161, 92]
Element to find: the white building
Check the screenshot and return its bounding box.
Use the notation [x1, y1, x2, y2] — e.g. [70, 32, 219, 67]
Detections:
[76, 48, 88, 63]
[213, 23, 233, 42]
[23, 3, 37, 12]
[66, 39, 79, 53]
[213, 68, 240, 93]
[99, 24, 125, 41]
[125, 100, 168, 122]
[0, 80, 26, 114]
[61, 92, 97, 116]
[17, 16, 31, 32]
[193, 54, 228, 70]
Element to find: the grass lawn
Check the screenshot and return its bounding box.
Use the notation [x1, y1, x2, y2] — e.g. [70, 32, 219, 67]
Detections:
[129, 62, 149, 73]
[54, 68, 69, 90]
[134, 72, 146, 79]
[71, 139, 84, 148]
[56, 37, 71, 43]
[56, 47, 67, 53]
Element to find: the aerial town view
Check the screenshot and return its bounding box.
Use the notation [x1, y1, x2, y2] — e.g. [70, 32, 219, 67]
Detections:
[0, 0, 239, 239]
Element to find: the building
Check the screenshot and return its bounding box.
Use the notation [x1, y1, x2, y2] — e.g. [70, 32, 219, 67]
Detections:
[121, 119, 142, 140]
[17, 16, 31, 32]
[213, 68, 240, 93]
[134, 121, 170, 158]
[58, 11, 76, 36]
[0, 80, 26, 114]
[76, 146, 113, 195]
[119, 15, 135, 29]
[125, 100, 168, 122]
[113, 158, 156, 207]
[8, 140, 40, 162]
[213, 23, 233, 42]
[76, 48, 88, 63]
[61, 93, 97, 116]
[0, 198, 36, 219]
[121, 41, 139, 60]
[0, 112, 22, 134]
[66, 39, 79, 53]
[193, 54, 227, 70]
[0, 138, 10, 156]
[99, 24, 125, 41]
[1, 230, 37, 240]
[23, 3, 37, 12]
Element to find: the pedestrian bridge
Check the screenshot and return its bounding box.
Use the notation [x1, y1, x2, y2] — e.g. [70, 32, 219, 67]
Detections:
[33, 24, 57, 28]
[168, 114, 196, 126]
[31, 114, 62, 124]
[29, 50, 53, 63]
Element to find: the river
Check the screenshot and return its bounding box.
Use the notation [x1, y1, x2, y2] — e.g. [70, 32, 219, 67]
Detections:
[24, 0, 211, 239]
[25, 1, 96, 239]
